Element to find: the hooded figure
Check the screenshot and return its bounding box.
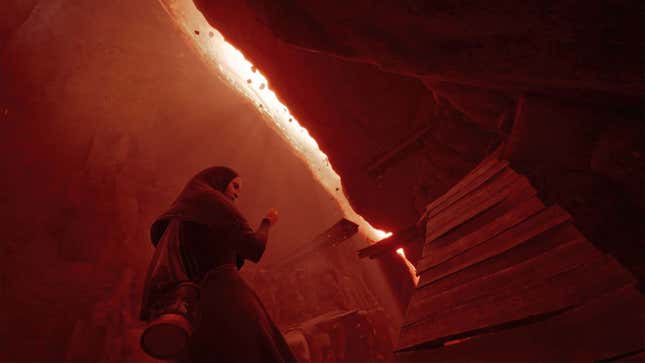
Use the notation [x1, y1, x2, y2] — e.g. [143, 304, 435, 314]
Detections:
[140, 166, 295, 362]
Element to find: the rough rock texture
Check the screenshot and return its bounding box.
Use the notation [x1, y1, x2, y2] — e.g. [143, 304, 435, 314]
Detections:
[504, 95, 645, 283]
[196, 0, 643, 94]
[193, 0, 644, 281]
[1, 0, 643, 361]
[194, 0, 511, 230]
[0, 0, 406, 361]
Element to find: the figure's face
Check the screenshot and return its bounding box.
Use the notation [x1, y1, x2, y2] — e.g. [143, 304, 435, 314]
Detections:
[224, 176, 242, 202]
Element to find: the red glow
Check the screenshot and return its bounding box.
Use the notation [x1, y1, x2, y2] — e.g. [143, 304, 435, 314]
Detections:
[396, 248, 419, 285]
[156, 0, 422, 282]
[443, 337, 473, 346]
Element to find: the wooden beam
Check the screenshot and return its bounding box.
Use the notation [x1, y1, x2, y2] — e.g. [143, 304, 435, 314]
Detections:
[406, 237, 604, 325]
[396, 284, 644, 362]
[269, 218, 358, 269]
[416, 157, 505, 226]
[366, 125, 433, 176]
[398, 255, 634, 350]
[419, 205, 571, 285]
[419, 186, 539, 264]
[413, 222, 584, 300]
[357, 225, 422, 259]
[424, 171, 527, 244]
[416, 196, 544, 274]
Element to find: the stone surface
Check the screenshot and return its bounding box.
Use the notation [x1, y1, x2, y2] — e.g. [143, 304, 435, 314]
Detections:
[193, 0, 644, 285]
[194, 0, 642, 234]
[0, 1, 403, 361]
[1, 0, 643, 361]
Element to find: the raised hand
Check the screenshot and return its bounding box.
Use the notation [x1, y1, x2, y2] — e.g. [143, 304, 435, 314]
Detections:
[263, 208, 279, 226]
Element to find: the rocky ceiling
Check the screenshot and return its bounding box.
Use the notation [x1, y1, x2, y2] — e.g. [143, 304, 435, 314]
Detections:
[0, 1, 642, 360]
[0, 0, 645, 361]
[192, 0, 644, 277]
[191, 1, 642, 229]
[2, 1, 642, 267]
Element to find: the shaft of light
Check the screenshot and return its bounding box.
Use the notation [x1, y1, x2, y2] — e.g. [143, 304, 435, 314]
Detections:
[156, 1, 419, 284]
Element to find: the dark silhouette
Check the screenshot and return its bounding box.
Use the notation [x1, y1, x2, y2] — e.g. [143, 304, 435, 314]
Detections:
[140, 166, 295, 362]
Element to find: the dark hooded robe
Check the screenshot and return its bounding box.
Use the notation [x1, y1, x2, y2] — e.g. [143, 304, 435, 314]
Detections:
[140, 166, 295, 362]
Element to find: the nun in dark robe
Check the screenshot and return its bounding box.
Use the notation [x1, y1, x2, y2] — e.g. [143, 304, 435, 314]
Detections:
[140, 166, 296, 362]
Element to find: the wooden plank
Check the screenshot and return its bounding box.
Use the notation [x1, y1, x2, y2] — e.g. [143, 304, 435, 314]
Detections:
[410, 237, 600, 319]
[406, 254, 633, 335]
[420, 180, 537, 258]
[608, 350, 645, 363]
[405, 238, 603, 325]
[417, 195, 544, 273]
[414, 222, 585, 299]
[396, 284, 644, 362]
[426, 167, 518, 232]
[424, 157, 499, 212]
[416, 158, 504, 225]
[599, 350, 645, 363]
[357, 225, 421, 259]
[367, 125, 433, 176]
[398, 255, 634, 350]
[425, 160, 509, 220]
[424, 170, 524, 244]
[419, 205, 571, 285]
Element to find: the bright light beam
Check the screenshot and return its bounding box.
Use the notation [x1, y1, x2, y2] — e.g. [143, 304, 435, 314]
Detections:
[396, 248, 420, 285]
[157, 0, 416, 281]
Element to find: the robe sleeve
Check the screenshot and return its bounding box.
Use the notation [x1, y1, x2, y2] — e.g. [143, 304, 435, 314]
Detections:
[232, 218, 271, 263]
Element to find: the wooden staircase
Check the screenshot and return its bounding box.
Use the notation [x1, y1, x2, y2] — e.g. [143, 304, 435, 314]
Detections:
[396, 156, 643, 362]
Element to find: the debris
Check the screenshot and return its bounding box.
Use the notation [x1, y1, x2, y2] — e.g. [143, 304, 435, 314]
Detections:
[194, 30, 200, 35]
[259, 83, 266, 90]
[246, 79, 252, 84]
[208, 31, 214, 38]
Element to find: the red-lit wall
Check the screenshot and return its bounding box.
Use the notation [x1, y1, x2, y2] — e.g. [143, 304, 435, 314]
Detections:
[0, 1, 407, 361]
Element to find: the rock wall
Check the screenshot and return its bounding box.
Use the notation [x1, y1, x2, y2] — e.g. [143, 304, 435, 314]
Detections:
[0, 0, 402, 361]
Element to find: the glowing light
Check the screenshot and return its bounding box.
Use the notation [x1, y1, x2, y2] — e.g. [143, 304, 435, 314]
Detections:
[396, 248, 420, 285]
[156, 0, 422, 282]
[444, 337, 473, 346]
[168, 13, 434, 291]
[156, 0, 395, 243]
[376, 230, 394, 240]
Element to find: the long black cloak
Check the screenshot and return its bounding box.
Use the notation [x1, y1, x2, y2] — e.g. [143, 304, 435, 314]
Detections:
[140, 166, 295, 362]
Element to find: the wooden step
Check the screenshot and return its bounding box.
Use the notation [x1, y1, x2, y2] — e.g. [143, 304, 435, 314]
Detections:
[413, 222, 584, 301]
[420, 177, 537, 258]
[424, 170, 525, 244]
[396, 284, 643, 362]
[406, 237, 604, 325]
[417, 158, 507, 226]
[425, 160, 509, 221]
[419, 205, 571, 286]
[357, 225, 421, 259]
[398, 255, 634, 350]
[417, 195, 544, 274]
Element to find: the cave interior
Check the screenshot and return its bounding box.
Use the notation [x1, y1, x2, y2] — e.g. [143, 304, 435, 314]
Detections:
[0, 0, 643, 362]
